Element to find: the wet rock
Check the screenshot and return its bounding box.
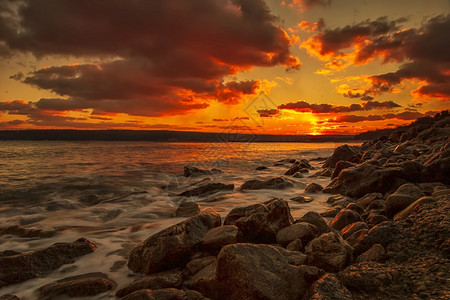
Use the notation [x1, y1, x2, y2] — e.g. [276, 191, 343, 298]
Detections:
[275, 247, 307, 266]
[174, 202, 201, 217]
[331, 161, 356, 179]
[201, 225, 241, 251]
[356, 244, 386, 263]
[178, 183, 234, 198]
[188, 260, 218, 297]
[286, 239, 303, 252]
[366, 199, 386, 213]
[329, 209, 363, 231]
[216, 244, 306, 300]
[366, 214, 388, 227]
[185, 256, 216, 276]
[353, 221, 399, 255]
[296, 211, 330, 235]
[356, 193, 383, 208]
[386, 183, 425, 217]
[128, 209, 221, 275]
[304, 183, 323, 193]
[36, 274, 114, 300]
[290, 195, 313, 203]
[240, 177, 293, 191]
[309, 168, 332, 178]
[345, 203, 368, 218]
[298, 265, 325, 285]
[116, 271, 184, 298]
[345, 229, 368, 247]
[341, 221, 369, 239]
[327, 194, 352, 206]
[319, 207, 340, 218]
[121, 288, 207, 300]
[224, 198, 293, 243]
[184, 166, 222, 177]
[324, 164, 405, 198]
[276, 222, 318, 246]
[323, 144, 361, 169]
[0, 225, 55, 238]
[305, 232, 353, 272]
[285, 160, 312, 175]
[394, 196, 437, 220]
[302, 273, 352, 300]
[256, 166, 269, 170]
[0, 238, 96, 287]
[292, 172, 304, 178]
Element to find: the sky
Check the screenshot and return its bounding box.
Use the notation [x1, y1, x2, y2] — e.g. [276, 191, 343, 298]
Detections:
[0, 0, 449, 135]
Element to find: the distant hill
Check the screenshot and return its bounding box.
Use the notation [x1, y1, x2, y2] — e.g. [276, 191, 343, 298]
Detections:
[0, 129, 354, 142]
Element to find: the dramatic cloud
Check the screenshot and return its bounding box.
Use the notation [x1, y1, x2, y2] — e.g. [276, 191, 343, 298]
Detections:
[0, 0, 300, 119]
[277, 100, 400, 113]
[303, 14, 450, 100]
[287, 0, 331, 11]
[327, 111, 432, 123]
[257, 108, 280, 117]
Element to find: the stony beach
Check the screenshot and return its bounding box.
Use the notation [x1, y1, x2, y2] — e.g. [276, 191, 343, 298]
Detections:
[1, 111, 449, 300]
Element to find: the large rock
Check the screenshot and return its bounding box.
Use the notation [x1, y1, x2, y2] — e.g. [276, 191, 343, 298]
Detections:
[323, 144, 361, 169]
[174, 201, 201, 217]
[331, 161, 356, 179]
[240, 177, 293, 191]
[423, 143, 450, 184]
[304, 183, 323, 193]
[224, 198, 293, 243]
[305, 232, 353, 273]
[329, 209, 363, 231]
[188, 260, 218, 297]
[324, 164, 405, 198]
[128, 209, 221, 274]
[302, 273, 352, 300]
[356, 193, 383, 208]
[36, 273, 114, 300]
[0, 238, 96, 287]
[116, 271, 184, 298]
[201, 225, 241, 251]
[386, 183, 424, 217]
[216, 244, 306, 300]
[285, 160, 312, 175]
[353, 221, 399, 255]
[276, 222, 317, 247]
[296, 211, 330, 235]
[178, 183, 234, 197]
[341, 221, 369, 240]
[356, 244, 386, 263]
[184, 166, 222, 177]
[394, 196, 437, 220]
[121, 288, 207, 300]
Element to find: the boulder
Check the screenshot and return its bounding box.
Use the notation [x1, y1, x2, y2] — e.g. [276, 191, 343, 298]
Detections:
[224, 198, 293, 243]
[302, 273, 352, 300]
[386, 183, 425, 217]
[0, 225, 55, 238]
[353, 221, 399, 255]
[201, 225, 241, 251]
[0, 238, 96, 287]
[323, 144, 361, 169]
[216, 244, 306, 300]
[331, 161, 356, 179]
[185, 257, 216, 276]
[305, 232, 353, 272]
[275, 247, 307, 266]
[285, 160, 312, 175]
[329, 209, 363, 231]
[345, 203, 368, 218]
[256, 166, 269, 170]
[290, 195, 313, 203]
[423, 144, 450, 184]
[356, 244, 386, 263]
[276, 222, 317, 246]
[341, 221, 369, 240]
[188, 260, 218, 297]
[240, 177, 293, 191]
[304, 183, 323, 193]
[178, 183, 234, 198]
[121, 288, 207, 300]
[324, 164, 405, 198]
[394, 196, 437, 220]
[174, 202, 201, 217]
[36, 274, 114, 300]
[128, 209, 221, 274]
[286, 239, 303, 252]
[116, 271, 184, 298]
[356, 193, 383, 208]
[366, 214, 388, 227]
[345, 229, 368, 247]
[296, 211, 330, 235]
[184, 166, 222, 177]
[292, 172, 304, 178]
[298, 265, 325, 285]
[319, 207, 341, 218]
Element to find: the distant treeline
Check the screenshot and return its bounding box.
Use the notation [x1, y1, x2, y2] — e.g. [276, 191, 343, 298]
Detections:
[0, 129, 355, 143]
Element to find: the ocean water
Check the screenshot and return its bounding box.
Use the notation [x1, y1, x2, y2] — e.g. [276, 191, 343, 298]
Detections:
[0, 141, 358, 298]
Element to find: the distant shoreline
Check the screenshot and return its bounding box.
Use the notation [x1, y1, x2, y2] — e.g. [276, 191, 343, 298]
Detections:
[0, 129, 357, 143]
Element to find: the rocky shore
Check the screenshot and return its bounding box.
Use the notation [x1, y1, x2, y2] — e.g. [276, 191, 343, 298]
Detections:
[1, 111, 449, 299]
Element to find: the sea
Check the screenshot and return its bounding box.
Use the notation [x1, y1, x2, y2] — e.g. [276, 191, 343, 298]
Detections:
[0, 141, 359, 299]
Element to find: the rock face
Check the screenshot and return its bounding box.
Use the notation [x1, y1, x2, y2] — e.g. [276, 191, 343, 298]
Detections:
[304, 183, 323, 193]
[0, 238, 97, 287]
[201, 225, 241, 251]
[216, 244, 306, 300]
[305, 232, 354, 272]
[240, 177, 293, 191]
[128, 209, 221, 275]
[324, 164, 405, 198]
[386, 183, 424, 217]
[184, 166, 222, 177]
[178, 183, 234, 197]
[36, 274, 114, 300]
[331, 161, 356, 179]
[302, 273, 352, 300]
[224, 198, 293, 243]
[116, 271, 183, 298]
[276, 222, 317, 246]
[329, 209, 363, 231]
[323, 144, 361, 169]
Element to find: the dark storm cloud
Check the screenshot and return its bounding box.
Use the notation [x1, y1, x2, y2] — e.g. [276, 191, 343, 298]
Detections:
[0, 0, 300, 118]
[257, 108, 280, 117]
[277, 100, 400, 113]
